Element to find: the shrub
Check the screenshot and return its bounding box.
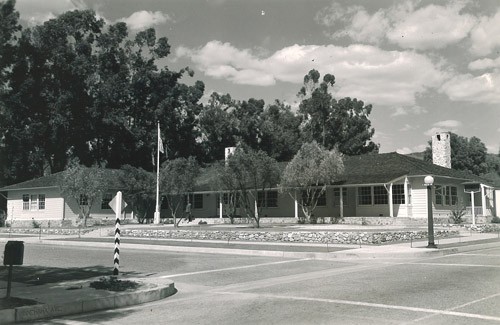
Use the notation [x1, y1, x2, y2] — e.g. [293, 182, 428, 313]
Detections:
[330, 216, 343, 224]
[89, 276, 140, 292]
[32, 220, 41, 228]
[449, 207, 466, 224]
[491, 216, 500, 224]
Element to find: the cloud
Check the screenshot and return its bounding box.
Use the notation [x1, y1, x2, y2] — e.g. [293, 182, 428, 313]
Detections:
[118, 11, 171, 31]
[424, 120, 462, 136]
[16, 0, 87, 25]
[468, 56, 500, 70]
[391, 105, 428, 116]
[317, 1, 477, 51]
[470, 10, 500, 56]
[177, 41, 446, 107]
[440, 72, 500, 104]
[399, 124, 417, 131]
[386, 2, 476, 50]
[396, 144, 426, 154]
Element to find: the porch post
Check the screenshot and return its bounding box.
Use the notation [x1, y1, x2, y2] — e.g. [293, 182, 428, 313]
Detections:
[404, 177, 409, 218]
[219, 193, 223, 219]
[254, 195, 258, 219]
[389, 183, 394, 217]
[339, 187, 344, 218]
[294, 196, 299, 220]
[471, 191, 476, 225]
[481, 184, 486, 217]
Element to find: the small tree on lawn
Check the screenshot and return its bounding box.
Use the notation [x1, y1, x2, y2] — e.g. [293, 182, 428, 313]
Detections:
[210, 162, 240, 224]
[160, 157, 199, 227]
[59, 164, 107, 227]
[217, 148, 280, 228]
[119, 165, 155, 223]
[280, 141, 344, 223]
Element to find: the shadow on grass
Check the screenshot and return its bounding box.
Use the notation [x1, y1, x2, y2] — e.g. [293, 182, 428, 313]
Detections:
[0, 265, 141, 286]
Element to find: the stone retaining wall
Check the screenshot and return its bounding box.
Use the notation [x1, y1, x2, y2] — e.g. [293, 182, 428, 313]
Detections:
[117, 229, 459, 245]
[0, 228, 93, 236]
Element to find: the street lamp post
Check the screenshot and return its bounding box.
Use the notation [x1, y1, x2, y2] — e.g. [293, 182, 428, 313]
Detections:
[424, 175, 437, 248]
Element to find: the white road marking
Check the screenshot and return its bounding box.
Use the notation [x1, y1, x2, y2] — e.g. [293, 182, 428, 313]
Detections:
[159, 258, 312, 278]
[407, 262, 500, 268]
[216, 291, 500, 322]
[404, 292, 500, 323]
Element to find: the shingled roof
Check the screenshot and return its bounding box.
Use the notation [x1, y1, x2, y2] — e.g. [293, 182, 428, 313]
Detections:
[339, 152, 489, 185]
[1, 153, 494, 193]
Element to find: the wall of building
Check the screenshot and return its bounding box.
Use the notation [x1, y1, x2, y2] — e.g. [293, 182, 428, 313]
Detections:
[6, 188, 65, 222]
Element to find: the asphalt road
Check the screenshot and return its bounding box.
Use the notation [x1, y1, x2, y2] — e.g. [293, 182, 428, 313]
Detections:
[19, 243, 500, 324]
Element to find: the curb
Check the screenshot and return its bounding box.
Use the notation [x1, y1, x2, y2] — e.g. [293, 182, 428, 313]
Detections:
[0, 279, 176, 324]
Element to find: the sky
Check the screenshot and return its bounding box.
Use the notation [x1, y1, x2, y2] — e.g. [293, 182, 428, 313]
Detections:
[14, 0, 500, 154]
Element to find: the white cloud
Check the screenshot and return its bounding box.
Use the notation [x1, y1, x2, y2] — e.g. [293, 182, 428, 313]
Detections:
[424, 120, 462, 136]
[118, 11, 171, 31]
[399, 124, 417, 131]
[391, 105, 428, 116]
[387, 2, 476, 50]
[396, 147, 413, 154]
[470, 10, 500, 56]
[16, 0, 87, 25]
[468, 56, 500, 70]
[440, 72, 500, 104]
[318, 1, 476, 51]
[177, 41, 446, 107]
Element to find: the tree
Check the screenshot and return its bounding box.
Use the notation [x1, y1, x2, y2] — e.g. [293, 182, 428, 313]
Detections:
[0, 0, 21, 89]
[0, 7, 204, 184]
[160, 157, 199, 227]
[280, 141, 344, 223]
[58, 164, 107, 227]
[119, 165, 155, 223]
[215, 147, 280, 228]
[298, 69, 378, 155]
[424, 133, 488, 175]
[259, 100, 302, 161]
[198, 92, 239, 162]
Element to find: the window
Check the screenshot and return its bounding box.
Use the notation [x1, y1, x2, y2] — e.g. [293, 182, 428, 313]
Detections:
[22, 194, 45, 211]
[219, 193, 240, 207]
[374, 186, 388, 205]
[392, 184, 405, 204]
[302, 190, 326, 207]
[193, 194, 203, 209]
[79, 194, 88, 206]
[358, 187, 372, 205]
[257, 191, 278, 208]
[333, 188, 347, 206]
[38, 194, 45, 210]
[23, 194, 29, 210]
[101, 193, 112, 210]
[435, 185, 458, 206]
[185, 194, 203, 209]
[435, 185, 443, 205]
[30, 195, 38, 210]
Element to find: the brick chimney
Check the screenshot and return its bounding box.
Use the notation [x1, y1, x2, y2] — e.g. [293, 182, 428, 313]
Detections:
[431, 132, 451, 168]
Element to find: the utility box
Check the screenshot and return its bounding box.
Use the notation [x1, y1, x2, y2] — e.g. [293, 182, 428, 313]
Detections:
[3, 241, 24, 266]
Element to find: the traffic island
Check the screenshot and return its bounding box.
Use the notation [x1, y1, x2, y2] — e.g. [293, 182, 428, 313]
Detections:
[0, 276, 176, 324]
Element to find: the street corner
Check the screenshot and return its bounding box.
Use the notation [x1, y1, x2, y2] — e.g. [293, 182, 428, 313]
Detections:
[1, 277, 176, 324]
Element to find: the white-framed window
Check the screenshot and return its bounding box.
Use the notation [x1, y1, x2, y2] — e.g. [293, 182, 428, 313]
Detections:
[22, 194, 45, 211]
[392, 184, 405, 204]
[333, 188, 347, 206]
[435, 185, 458, 206]
[186, 194, 203, 209]
[218, 192, 241, 208]
[79, 194, 88, 206]
[101, 193, 112, 210]
[358, 187, 372, 205]
[373, 186, 388, 205]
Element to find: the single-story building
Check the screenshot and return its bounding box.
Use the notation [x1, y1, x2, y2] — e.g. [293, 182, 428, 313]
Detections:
[1, 133, 498, 226]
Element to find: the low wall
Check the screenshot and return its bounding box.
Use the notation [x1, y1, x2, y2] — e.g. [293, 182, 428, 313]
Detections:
[117, 228, 459, 245]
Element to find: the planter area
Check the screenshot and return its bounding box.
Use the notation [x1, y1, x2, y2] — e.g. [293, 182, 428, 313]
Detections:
[116, 228, 459, 245]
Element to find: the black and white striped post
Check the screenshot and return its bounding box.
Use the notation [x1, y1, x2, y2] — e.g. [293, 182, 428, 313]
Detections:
[113, 191, 123, 276]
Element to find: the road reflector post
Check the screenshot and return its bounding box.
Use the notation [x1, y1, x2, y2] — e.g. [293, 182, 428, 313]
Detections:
[109, 191, 127, 277]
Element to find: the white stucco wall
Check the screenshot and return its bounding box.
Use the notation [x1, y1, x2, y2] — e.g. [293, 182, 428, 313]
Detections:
[6, 188, 64, 221]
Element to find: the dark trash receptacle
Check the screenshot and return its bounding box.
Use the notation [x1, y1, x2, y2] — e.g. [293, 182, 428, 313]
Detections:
[3, 240, 24, 265]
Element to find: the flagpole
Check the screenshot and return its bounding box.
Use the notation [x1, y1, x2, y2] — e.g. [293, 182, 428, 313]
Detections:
[154, 122, 161, 224]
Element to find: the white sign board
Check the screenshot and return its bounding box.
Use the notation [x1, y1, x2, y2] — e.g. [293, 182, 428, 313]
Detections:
[109, 193, 127, 213]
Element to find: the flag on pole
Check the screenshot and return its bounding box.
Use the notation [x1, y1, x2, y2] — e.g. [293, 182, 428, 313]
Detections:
[158, 126, 164, 154]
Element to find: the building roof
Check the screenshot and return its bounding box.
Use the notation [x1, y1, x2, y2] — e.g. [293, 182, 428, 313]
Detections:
[339, 152, 489, 185]
[1, 152, 494, 194]
[0, 169, 125, 192]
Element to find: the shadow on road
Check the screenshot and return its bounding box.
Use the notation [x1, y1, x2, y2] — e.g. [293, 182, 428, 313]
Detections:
[0, 265, 141, 286]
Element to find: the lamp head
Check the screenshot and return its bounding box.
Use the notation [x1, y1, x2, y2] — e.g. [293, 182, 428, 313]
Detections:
[424, 175, 434, 186]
